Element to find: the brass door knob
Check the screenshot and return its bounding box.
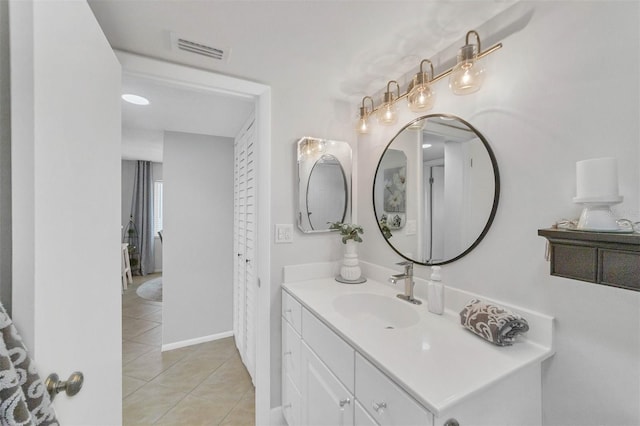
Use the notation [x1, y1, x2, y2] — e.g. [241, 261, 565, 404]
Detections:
[45, 371, 84, 401]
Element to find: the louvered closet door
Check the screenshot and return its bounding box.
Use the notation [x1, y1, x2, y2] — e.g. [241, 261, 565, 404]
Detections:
[233, 133, 247, 357]
[233, 114, 257, 382]
[244, 122, 257, 380]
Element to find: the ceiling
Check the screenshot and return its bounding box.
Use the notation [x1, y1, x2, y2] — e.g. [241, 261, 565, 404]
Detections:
[121, 74, 253, 138]
[89, 0, 516, 161]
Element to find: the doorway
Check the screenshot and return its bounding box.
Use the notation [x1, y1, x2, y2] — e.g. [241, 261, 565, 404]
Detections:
[117, 51, 271, 425]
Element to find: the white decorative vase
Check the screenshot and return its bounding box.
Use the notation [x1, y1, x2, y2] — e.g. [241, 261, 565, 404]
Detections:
[339, 240, 363, 282]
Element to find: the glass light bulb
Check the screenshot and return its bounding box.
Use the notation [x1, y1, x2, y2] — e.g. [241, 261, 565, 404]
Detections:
[356, 116, 370, 134]
[407, 83, 435, 112]
[377, 102, 397, 125]
[449, 58, 485, 95]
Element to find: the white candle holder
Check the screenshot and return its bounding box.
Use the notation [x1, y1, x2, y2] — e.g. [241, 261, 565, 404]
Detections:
[573, 157, 624, 232]
[575, 200, 621, 231]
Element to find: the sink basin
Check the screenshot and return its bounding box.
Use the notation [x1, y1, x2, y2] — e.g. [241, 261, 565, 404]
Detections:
[332, 293, 420, 329]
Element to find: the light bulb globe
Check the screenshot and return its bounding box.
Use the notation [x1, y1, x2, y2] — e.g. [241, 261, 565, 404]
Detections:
[376, 103, 397, 125]
[407, 84, 435, 112]
[356, 117, 370, 134]
[449, 59, 485, 95]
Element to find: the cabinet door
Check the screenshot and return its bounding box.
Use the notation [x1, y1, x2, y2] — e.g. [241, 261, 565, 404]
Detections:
[301, 342, 354, 426]
[355, 400, 380, 426]
[282, 319, 302, 387]
[283, 373, 301, 426]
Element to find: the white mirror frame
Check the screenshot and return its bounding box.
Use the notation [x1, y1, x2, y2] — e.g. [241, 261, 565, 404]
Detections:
[296, 137, 352, 233]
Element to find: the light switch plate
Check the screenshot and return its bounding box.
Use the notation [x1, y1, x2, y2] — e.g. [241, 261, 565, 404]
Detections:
[275, 224, 294, 243]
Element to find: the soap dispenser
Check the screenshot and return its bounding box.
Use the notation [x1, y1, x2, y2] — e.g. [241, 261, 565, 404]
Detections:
[427, 266, 444, 315]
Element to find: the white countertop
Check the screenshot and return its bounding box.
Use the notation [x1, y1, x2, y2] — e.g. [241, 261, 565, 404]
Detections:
[282, 276, 554, 416]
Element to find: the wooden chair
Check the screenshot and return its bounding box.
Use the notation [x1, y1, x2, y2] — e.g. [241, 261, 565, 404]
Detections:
[121, 243, 133, 292]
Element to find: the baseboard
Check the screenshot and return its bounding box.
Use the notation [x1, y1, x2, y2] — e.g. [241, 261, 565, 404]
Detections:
[161, 330, 234, 352]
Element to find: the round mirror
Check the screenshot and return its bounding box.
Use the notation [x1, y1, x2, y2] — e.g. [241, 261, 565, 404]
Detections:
[373, 114, 499, 265]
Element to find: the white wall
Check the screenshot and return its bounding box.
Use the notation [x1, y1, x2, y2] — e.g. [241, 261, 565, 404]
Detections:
[358, 2, 639, 425]
[269, 91, 353, 404]
[162, 131, 234, 346]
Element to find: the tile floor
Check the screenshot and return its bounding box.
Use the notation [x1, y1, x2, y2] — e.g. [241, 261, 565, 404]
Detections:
[122, 273, 255, 425]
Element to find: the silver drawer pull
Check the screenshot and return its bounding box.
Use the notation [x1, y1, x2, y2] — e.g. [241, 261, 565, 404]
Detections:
[339, 398, 351, 408]
[284, 308, 292, 313]
[373, 401, 387, 414]
[284, 351, 292, 355]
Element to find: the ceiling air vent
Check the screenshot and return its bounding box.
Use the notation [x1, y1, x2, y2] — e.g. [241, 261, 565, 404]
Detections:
[169, 32, 230, 61]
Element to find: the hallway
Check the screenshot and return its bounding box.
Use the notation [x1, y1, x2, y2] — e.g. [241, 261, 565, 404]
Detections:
[122, 274, 255, 425]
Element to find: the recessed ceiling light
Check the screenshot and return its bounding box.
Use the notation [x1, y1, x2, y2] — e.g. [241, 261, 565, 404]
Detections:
[122, 94, 150, 105]
[422, 143, 432, 149]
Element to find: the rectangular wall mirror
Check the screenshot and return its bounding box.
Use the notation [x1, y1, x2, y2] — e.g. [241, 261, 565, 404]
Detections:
[297, 137, 352, 233]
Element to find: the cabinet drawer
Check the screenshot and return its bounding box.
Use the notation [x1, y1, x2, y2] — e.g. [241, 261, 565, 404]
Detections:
[282, 290, 302, 333]
[282, 319, 301, 387]
[302, 308, 355, 392]
[355, 353, 433, 426]
[282, 373, 301, 426]
[551, 243, 597, 282]
[599, 249, 640, 290]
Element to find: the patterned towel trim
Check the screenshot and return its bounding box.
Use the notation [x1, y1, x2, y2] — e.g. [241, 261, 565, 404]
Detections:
[0, 304, 59, 426]
[459, 299, 529, 346]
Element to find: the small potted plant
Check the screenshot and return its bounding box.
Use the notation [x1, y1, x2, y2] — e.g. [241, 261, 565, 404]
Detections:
[328, 222, 364, 244]
[328, 222, 366, 283]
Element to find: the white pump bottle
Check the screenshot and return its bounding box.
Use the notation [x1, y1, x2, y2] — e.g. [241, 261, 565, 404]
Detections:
[427, 266, 444, 315]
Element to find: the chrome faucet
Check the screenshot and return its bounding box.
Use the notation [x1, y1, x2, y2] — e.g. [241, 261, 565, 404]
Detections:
[389, 261, 422, 305]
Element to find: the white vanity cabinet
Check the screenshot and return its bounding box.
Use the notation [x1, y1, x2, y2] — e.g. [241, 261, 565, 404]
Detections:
[281, 282, 550, 426]
[301, 342, 354, 425]
[355, 400, 379, 426]
[281, 292, 302, 426]
[282, 290, 355, 425]
[300, 302, 355, 425]
[282, 289, 432, 426]
[355, 353, 433, 426]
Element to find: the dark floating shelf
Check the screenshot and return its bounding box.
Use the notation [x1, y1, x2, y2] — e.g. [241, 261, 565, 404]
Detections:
[538, 228, 640, 292]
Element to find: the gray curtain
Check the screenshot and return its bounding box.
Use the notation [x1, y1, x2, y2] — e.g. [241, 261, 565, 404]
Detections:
[0, 302, 58, 425]
[131, 161, 155, 275]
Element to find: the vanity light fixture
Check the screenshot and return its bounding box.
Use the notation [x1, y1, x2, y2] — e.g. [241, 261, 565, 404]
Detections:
[299, 137, 326, 159]
[407, 59, 435, 112]
[449, 30, 485, 95]
[422, 143, 432, 149]
[354, 30, 502, 134]
[376, 80, 400, 125]
[356, 96, 375, 134]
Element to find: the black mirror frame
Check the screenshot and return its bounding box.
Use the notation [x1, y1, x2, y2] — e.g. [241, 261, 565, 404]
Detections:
[372, 113, 500, 265]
